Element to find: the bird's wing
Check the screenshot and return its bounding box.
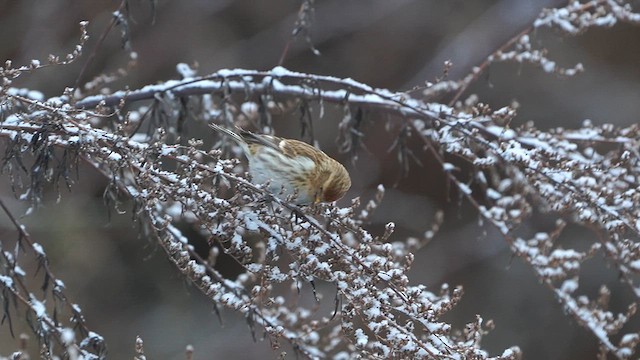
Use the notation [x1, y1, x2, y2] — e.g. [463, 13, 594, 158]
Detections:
[209, 123, 279, 154]
[208, 123, 245, 144]
[237, 129, 283, 153]
[277, 138, 325, 163]
[210, 122, 323, 162]
[243, 131, 323, 164]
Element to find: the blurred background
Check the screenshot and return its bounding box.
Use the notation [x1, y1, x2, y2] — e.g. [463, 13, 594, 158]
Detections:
[1, 0, 640, 358]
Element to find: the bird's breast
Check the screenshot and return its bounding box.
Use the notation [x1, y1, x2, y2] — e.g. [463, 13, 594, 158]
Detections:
[247, 148, 317, 204]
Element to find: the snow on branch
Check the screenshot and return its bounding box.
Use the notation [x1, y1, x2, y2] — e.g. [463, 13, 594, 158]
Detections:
[0, 199, 106, 359]
[2, 1, 640, 359]
[0, 92, 520, 358]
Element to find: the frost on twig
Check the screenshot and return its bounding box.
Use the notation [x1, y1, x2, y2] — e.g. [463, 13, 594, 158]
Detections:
[445, 0, 640, 105]
[0, 76, 518, 358]
[0, 199, 106, 359]
[2, 1, 640, 359]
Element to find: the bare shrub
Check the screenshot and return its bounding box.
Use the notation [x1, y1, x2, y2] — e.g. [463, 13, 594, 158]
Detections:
[1, 1, 640, 359]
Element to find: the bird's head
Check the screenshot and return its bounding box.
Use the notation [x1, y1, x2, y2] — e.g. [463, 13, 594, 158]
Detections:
[315, 161, 351, 203]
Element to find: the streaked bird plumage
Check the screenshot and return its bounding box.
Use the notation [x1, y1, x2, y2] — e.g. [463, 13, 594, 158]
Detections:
[209, 123, 351, 204]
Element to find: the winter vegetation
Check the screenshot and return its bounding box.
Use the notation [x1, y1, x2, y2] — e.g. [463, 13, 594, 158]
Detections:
[1, 0, 640, 359]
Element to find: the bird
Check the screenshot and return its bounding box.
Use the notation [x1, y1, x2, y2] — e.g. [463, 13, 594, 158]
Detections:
[209, 123, 351, 205]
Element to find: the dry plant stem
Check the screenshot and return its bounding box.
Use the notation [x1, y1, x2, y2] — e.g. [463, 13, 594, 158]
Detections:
[5, 96, 394, 296]
[447, 0, 611, 106]
[75, 69, 433, 112]
[8, 52, 640, 356]
[0, 107, 353, 356]
[0, 100, 481, 357]
[278, 0, 316, 66]
[100, 145, 440, 355]
[424, 118, 640, 239]
[0, 199, 101, 358]
[61, 68, 640, 357]
[75, 67, 640, 237]
[3, 1, 640, 358]
[156, 155, 449, 355]
[508, 222, 622, 351]
[82, 154, 355, 359]
[0, 200, 93, 334]
[8, 121, 323, 357]
[74, 0, 127, 90]
[595, 228, 640, 298]
[447, 25, 532, 106]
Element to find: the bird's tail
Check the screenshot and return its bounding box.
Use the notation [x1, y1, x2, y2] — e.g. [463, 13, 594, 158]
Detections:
[208, 123, 244, 144]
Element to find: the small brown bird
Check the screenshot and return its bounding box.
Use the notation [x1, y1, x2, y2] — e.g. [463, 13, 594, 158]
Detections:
[209, 123, 351, 204]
